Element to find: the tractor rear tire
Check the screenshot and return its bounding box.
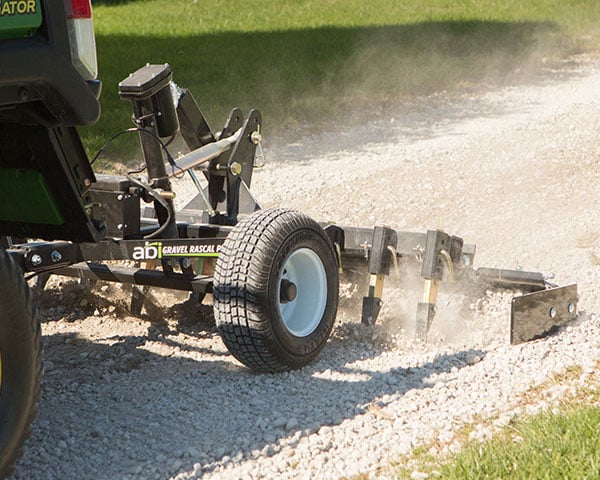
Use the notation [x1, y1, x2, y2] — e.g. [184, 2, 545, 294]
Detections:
[214, 208, 339, 372]
[0, 249, 42, 478]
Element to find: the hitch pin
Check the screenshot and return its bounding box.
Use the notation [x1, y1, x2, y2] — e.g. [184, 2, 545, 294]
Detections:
[250, 125, 262, 145]
[251, 125, 266, 168]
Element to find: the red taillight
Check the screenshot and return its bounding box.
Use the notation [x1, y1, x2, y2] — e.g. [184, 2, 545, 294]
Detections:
[64, 0, 92, 19]
[63, 0, 97, 80]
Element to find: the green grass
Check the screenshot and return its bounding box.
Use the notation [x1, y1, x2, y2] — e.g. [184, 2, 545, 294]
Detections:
[86, 0, 600, 164]
[393, 366, 600, 480]
[434, 403, 600, 479]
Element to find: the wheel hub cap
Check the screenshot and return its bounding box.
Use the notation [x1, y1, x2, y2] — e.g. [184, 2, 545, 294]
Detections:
[279, 279, 298, 303]
[277, 248, 327, 337]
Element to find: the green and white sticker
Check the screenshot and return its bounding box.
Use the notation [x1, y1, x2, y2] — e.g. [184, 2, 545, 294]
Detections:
[0, 0, 42, 40]
[132, 241, 222, 261]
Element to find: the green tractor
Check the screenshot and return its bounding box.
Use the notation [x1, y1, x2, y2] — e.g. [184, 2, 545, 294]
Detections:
[0, 0, 95, 475]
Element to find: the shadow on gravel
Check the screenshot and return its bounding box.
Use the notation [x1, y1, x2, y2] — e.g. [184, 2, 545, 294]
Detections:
[19, 301, 486, 479]
[33, 279, 226, 356]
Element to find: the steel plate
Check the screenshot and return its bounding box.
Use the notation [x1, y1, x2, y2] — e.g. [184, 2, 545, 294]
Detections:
[510, 284, 578, 344]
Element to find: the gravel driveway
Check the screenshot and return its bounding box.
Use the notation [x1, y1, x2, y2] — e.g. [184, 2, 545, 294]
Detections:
[12, 53, 600, 480]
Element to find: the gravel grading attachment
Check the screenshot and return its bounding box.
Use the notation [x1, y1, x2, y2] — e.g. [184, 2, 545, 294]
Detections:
[0, 1, 579, 478]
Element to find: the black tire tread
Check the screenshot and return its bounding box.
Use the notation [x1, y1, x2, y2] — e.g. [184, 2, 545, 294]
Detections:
[0, 248, 42, 479]
[214, 208, 338, 372]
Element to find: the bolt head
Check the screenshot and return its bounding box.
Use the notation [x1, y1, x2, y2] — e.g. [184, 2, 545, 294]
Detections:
[229, 162, 242, 176]
[50, 250, 63, 263]
[30, 254, 43, 266]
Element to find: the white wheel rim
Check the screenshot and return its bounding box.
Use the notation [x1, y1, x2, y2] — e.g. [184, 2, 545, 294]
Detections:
[277, 247, 328, 337]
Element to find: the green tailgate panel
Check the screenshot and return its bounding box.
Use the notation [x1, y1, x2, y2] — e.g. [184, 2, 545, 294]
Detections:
[0, 169, 64, 225]
[0, 0, 42, 39]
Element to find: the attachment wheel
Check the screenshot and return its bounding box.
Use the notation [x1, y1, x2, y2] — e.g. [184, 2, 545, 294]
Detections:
[214, 208, 339, 372]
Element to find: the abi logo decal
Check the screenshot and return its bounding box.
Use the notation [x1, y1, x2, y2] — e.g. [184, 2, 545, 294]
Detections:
[132, 242, 221, 260]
